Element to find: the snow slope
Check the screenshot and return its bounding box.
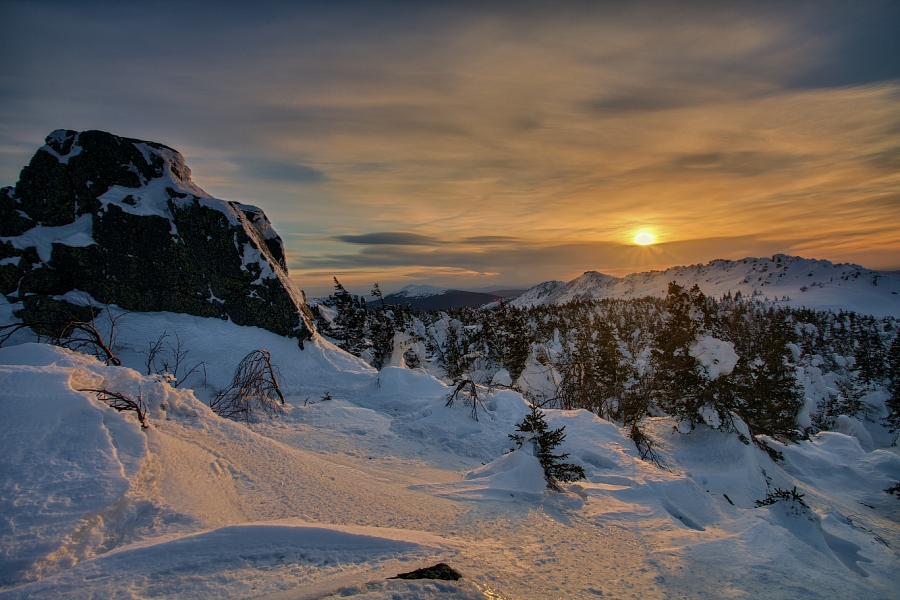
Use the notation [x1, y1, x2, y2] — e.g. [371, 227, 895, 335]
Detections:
[1, 305, 899, 598]
[512, 255, 900, 317]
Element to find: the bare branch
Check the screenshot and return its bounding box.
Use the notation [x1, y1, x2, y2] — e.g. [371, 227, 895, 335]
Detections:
[144, 333, 168, 376]
[79, 388, 148, 429]
[209, 350, 285, 422]
[1, 319, 121, 365]
[142, 330, 206, 388]
[446, 377, 485, 421]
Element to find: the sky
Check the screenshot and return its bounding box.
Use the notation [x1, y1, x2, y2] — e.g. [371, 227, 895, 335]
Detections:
[1, 1, 898, 296]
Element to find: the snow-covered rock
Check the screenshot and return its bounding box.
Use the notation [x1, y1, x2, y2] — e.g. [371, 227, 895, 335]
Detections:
[0, 130, 315, 345]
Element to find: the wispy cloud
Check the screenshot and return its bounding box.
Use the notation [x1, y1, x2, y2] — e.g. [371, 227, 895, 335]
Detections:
[335, 232, 442, 246]
[2, 1, 898, 295]
[236, 158, 328, 183]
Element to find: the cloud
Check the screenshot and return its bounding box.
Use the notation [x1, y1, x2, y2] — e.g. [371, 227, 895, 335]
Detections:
[668, 151, 806, 177]
[336, 232, 442, 246]
[237, 158, 328, 183]
[585, 90, 695, 115]
[2, 1, 899, 297]
[290, 234, 804, 289]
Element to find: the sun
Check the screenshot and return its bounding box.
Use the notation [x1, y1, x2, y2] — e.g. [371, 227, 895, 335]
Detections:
[634, 231, 655, 245]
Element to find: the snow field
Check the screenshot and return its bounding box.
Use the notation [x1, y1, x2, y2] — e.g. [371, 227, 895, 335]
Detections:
[0, 308, 898, 598]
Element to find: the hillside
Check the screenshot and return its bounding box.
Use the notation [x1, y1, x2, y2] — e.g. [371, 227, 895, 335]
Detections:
[1, 308, 898, 598]
[512, 255, 900, 317]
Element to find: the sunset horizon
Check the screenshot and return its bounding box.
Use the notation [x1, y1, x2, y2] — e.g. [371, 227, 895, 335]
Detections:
[3, 1, 898, 296]
[3, 3, 900, 596]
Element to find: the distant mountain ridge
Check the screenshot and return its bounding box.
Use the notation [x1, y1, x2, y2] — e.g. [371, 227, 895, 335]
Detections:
[512, 255, 900, 317]
[383, 285, 528, 311]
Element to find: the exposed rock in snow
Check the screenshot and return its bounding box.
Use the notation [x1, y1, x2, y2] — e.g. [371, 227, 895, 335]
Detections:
[0, 130, 314, 345]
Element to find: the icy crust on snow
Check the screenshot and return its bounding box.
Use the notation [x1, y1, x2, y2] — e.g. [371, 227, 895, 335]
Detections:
[463, 450, 547, 492]
[777, 432, 900, 502]
[513, 254, 900, 317]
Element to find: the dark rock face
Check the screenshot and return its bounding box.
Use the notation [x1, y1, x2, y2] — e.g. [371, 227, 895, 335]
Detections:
[1, 130, 315, 346]
[389, 563, 462, 581]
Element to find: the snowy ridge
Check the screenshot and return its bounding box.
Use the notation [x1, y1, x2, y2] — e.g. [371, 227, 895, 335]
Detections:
[390, 284, 451, 299]
[512, 255, 900, 317]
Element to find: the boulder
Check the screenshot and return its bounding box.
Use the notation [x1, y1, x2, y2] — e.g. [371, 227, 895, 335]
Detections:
[0, 130, 315, 346]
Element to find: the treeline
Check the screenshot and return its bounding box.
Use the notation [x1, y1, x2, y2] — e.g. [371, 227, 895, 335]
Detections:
[312, 279, 900, 460]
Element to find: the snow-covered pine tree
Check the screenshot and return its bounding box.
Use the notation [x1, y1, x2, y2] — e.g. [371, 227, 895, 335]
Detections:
[729, 308, 804, 456]
[651, 282, 707, 423]
[435, 318, 471, 380]
[509, 403, 585, 492]
[318, 278, 383, 363]
[371, 283, 385, 307]
[554, 315, 602, 411]
[886, 334, 900, 440]
[368, 309, 395, 370]
[484, 301, 530, 382]
[853, 314, 886, 388]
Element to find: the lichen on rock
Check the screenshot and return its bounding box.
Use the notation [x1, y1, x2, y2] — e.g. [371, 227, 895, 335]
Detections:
[0, 129, 315, 346]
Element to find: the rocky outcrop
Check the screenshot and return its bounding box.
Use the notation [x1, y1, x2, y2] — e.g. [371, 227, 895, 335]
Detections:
[1, 129, 315, 345]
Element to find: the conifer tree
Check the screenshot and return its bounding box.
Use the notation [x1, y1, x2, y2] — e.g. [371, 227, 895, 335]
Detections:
[368, 310, 395, 370]
[371, 283, 385, 307]
[853, 315, 885, 387]
[509, 404, 585, 491]
[328, 278, 370, 358]
[886, 334, 900, 438]
[555, 319, 600, 411]
[730, 308, 804, 447]
[651, 282, 706, 422]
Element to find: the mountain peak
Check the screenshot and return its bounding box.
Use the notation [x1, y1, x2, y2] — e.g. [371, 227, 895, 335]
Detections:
[513, 255, 900, 317]
[394, 284, 451, 298]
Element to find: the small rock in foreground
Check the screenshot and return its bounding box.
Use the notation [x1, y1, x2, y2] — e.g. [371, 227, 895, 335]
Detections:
[389, 562, 462, 581]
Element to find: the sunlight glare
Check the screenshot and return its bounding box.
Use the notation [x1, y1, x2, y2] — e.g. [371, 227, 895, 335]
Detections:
[634, 231, 655, 245]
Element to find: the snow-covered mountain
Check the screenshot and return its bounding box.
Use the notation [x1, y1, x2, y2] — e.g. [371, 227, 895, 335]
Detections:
[388, 284, 451, 299]
[513, 255, 900, 317]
